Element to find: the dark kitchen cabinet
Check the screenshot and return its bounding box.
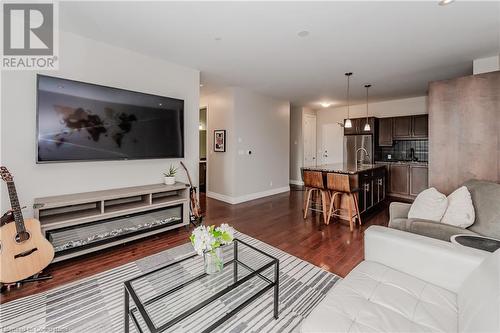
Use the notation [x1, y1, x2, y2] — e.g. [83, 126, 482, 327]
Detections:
[412, 115, 428, 138]
[343, 118, 359, 135]
[393, 116, 412, 139]
[389, 164, 410, 195]
[373, 168, 386, 203]
[357, 168, 385, 214]
[344, 117, 375, 135]
[410, 165, 428, 196]
[378, 118, 393, 146]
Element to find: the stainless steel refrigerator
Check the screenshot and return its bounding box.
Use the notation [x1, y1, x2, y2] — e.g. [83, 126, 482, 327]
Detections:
[343, 135, 373, 165]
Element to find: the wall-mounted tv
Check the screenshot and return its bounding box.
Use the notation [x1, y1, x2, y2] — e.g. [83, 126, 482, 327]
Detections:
[36, 75, 184, 163]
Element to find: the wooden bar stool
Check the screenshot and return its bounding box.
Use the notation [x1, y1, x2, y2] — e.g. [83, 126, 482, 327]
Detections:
[326, 173, 362, 231]
[302, 170, 329, 225]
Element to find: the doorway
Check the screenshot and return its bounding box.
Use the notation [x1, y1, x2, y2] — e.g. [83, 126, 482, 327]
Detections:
[199, 107, 207, 196]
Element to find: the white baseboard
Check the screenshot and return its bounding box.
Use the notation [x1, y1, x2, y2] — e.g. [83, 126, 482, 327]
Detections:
[207, 186, 290, 205]
[289, 179, 304, 186]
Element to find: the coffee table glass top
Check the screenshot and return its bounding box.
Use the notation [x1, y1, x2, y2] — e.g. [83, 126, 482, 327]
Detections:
[124, 239, 279, 333]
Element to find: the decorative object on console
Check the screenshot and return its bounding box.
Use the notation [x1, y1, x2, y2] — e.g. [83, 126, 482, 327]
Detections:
[0, 167, 54, 284]
[190, 224, 235, 274]
[407, 187, 448, 222]
[214, 129, 226, 152]
[163, 164, 177, 185]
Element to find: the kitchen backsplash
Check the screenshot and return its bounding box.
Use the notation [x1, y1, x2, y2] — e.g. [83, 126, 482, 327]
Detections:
[375, 140, 428, 162]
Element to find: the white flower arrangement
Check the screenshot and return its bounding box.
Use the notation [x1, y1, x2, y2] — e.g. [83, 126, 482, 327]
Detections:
[190, 224, 235, 256]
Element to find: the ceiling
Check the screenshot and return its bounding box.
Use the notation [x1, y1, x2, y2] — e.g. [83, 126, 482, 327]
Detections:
[60, 1, 500, 109]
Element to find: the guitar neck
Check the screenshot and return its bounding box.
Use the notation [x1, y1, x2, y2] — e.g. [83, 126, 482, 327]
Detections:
[180, 162, 194, 187]
[6, 181, 25, 233]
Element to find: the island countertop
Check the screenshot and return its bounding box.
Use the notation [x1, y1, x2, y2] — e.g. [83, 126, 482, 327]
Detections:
[301, 163, 385, 175]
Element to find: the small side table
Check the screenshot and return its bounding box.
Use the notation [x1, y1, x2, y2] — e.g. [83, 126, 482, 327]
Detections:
[451, 234, 500, 253]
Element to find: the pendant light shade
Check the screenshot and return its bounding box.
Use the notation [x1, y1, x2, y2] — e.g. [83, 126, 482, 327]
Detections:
[344, 72, 353, 128]
[363, 122, 371, 132]
[363, 84, 372, 131]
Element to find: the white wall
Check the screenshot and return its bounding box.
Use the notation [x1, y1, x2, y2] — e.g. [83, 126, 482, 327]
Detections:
[233, 88, 290, 198]
[201, 87, 290, 204]
[200, 88, 235, 197]
[316, 96, 427, 164]
[0, 31, 200, 216]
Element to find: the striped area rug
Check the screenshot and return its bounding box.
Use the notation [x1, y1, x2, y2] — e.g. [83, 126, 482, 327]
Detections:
[0, 232, 340, 333]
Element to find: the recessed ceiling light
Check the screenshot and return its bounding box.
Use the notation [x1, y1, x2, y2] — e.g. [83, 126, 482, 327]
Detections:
[320, 102, 332, 108]
[297, 30, 309, 38]
[158, 103, 163, 106]
[438, 0, 455, 6]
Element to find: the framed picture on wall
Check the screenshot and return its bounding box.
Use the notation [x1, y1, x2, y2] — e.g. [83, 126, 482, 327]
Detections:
[214, 130, 226, 152]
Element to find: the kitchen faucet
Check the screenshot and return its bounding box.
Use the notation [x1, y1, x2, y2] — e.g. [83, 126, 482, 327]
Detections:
[356, 147, 370, 166]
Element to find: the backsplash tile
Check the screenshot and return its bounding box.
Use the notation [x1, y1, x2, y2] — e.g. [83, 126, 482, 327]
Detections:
[375, 140, 428, 162]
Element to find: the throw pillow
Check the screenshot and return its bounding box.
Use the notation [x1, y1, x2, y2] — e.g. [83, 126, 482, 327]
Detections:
[408, 187, 448, 222]
[441, 186, 475, 228]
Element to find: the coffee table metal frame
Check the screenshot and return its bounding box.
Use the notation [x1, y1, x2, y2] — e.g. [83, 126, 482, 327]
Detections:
[124, 238, 279, 333]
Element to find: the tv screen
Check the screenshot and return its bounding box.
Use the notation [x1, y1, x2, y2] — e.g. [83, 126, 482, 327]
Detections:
[36, 75, 184, 162]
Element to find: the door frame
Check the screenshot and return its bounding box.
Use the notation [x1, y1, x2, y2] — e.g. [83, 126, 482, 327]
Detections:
[200, 106, 208, 193]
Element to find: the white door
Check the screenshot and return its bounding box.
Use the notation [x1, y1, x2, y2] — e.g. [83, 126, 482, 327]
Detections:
[303, 114, 317, 167]
[320, 123, 343, 164]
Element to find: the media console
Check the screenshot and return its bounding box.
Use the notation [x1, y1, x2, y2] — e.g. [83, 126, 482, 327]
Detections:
[33, 183, 190, 262]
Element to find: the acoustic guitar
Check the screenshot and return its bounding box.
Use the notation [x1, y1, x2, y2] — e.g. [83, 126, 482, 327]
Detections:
[0, 167, 54, 284]
[180, 162, 202, 223]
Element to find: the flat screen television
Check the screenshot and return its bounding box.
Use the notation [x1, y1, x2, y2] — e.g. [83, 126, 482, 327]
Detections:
[36, 75, 184, 162]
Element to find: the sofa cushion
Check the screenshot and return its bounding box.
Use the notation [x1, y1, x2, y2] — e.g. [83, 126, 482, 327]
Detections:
[463, 179, 500, 239]
[442, 186, 475, 229]
[301, 261, 457, 333]
[458, 249, 500, 333]
[408, 188, 448, 222]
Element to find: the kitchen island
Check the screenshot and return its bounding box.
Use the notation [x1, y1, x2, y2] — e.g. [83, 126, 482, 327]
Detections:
[301, 163, 386, 215]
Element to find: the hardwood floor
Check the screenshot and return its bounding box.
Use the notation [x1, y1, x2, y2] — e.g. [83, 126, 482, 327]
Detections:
[0, 187, 389, 304]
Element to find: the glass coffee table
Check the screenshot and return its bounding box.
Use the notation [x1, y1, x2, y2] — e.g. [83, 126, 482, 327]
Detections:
[124, 238, 279, 333]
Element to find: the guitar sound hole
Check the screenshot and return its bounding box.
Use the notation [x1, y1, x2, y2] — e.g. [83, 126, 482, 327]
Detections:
[15, 231, 31, 243]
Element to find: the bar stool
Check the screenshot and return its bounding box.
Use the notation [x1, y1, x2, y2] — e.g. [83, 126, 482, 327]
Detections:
[326, 173, 362, 231]
[302, 170, 330, 225]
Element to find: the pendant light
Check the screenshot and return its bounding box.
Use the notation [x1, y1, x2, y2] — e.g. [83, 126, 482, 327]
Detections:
[344, 72, 353, 128]
[363, 84, 372, 131]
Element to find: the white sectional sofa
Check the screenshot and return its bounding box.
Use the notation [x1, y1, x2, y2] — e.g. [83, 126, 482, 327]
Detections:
[301, 226, 499, 333]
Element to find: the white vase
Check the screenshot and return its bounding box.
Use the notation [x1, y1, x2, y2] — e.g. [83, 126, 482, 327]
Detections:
[164, 176, 175, 185]
[204, 247, 223, 274]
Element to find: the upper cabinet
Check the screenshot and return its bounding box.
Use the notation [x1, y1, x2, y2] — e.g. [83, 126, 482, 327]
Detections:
[412, 114, 428, 138]
[378, 118, 393, 146]
[379, 114, 428, 142]
[345, 115, 428, 141]
[393, 116, 412, 139]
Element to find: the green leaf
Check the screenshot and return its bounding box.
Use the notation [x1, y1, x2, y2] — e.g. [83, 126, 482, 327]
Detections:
[221, 233, 232, 242]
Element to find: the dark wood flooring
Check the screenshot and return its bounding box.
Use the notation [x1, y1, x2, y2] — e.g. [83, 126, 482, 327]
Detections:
[1, 187, 389, 304]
